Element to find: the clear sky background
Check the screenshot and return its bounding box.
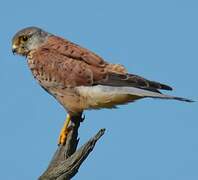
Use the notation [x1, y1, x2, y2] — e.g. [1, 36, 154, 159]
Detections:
[0, 0, 197, 180]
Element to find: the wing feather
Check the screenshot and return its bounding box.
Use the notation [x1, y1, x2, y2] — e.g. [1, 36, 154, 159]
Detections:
[37, 36, 172, 93]
[95, 73, 173, 91]
[46, 35, 107, 67]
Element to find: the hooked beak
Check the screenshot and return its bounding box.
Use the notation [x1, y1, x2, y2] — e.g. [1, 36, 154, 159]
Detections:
[12, 45, 17, 55]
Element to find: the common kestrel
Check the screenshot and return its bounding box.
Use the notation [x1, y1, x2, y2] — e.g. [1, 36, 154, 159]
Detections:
[12, 27, 192, 145]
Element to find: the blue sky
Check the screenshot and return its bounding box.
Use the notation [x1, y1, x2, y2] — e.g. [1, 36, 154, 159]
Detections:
[0, 0, 197, 180]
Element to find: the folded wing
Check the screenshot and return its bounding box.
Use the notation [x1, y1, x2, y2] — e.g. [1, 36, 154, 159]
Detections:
[96, 73, 173, 92]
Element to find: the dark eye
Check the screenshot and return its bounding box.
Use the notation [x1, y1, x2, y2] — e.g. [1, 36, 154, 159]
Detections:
[22, 36, 28, 41]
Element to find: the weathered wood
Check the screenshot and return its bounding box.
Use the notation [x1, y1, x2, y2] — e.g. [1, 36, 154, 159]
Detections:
[39, 114, 105, 180]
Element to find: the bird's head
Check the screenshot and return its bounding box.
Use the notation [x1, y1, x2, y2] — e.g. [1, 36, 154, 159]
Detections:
[12, 26, 50, 56]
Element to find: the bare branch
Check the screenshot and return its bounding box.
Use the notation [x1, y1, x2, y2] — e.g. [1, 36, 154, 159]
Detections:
[39, 113, 105, 180]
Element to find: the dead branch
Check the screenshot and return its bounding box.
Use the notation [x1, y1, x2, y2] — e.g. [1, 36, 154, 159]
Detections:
[38, 114, 105, 180]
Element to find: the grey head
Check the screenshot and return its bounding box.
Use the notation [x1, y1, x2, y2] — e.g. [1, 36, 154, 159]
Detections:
[12, 26, 50, 56]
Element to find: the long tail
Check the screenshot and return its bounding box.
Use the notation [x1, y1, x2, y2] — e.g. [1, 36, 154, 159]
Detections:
[125, 86, 194, 102]
[150, 94, 194, 102]
[96, 85, 194, 102]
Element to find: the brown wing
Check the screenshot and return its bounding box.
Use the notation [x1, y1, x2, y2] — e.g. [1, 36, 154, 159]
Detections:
[45, 35, 108, 67]
[45, 35, 127, 74]
[33, 36, 172, 92]
[29, 47, 105, 88]
[31, 47, 172, 93]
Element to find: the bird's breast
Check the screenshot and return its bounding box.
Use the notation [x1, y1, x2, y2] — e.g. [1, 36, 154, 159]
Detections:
[27, 55, 64, 89]
[27, 56, 85, 113]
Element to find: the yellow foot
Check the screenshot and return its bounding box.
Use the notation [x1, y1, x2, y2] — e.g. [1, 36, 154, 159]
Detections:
[58, 114, 71, 145]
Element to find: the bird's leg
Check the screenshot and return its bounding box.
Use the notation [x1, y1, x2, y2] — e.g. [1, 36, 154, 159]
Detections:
[58, 114, 71, 145]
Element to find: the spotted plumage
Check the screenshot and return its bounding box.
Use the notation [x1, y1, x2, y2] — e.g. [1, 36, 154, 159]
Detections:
[12, 26, 193, 145]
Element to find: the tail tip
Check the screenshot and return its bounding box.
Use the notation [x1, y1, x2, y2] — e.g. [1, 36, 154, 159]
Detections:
[174, 97, 195, 103]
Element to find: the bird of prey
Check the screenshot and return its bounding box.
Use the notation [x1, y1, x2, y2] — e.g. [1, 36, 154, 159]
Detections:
[12, 27, 193, 145]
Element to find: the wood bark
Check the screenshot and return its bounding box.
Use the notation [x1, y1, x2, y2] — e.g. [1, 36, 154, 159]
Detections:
[39, 114, 105, 180]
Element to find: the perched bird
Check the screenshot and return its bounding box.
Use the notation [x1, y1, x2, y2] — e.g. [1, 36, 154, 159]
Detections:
[12, 27, 193, 145]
